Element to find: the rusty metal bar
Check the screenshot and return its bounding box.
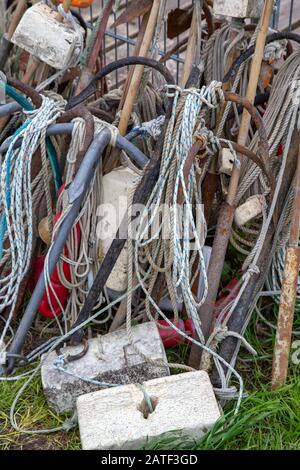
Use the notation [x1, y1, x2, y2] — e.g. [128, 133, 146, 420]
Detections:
[188, 200, 236, 368]
[188, 91, 270, 368]
[271, 141, 300, 389]
[212, 128, 300, 388]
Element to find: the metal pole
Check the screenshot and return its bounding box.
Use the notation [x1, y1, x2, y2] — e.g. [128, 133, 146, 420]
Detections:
[271, 142, 300, 389]
[6, 128, 149, 373]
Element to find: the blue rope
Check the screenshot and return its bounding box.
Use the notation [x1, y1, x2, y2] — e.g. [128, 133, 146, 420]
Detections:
[127, 126, 149, 143]
[0, 121, 30, 259]
[5, 84, 62, 190]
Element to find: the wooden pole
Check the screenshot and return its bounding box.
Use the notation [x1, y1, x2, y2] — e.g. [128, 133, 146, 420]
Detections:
[237, 0, 274, 147]
[6, 0, 27, 40]
[216, 19, 243, 130]
[271, 143, 300, 389]
[0, 1, 27, 130]
[118, 13, 150, 111]
[75, 0, 113, 96]
[0, 0, 27, 70]
[22, 56, 41, 85]
[102, 13, 150, 175]
[117, 0, 161, 136]
[179, 7, 198, 88]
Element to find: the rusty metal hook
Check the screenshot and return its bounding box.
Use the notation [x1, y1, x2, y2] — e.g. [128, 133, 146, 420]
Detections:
[56, 337, 89, 363]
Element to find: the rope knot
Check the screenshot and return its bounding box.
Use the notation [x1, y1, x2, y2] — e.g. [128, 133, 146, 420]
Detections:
[61, 411, 78, 431]
[214, 326, 228, 342]
[248, 263, 260, 276]
[164, 84, 183, 98]
[53, 354, 66, 368]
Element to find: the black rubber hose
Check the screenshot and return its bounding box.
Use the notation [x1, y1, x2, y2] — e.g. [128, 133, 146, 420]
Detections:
[223, 32, 300, 83]
[70, 8, 88, 32]
[66, 56, 175, 110]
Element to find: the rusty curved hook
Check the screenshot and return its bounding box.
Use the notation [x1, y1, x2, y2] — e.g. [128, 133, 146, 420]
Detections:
[56, 337, 89, 363]
[7, 76, 43, 108]
[224, 91, 275, 199]
[57, 104, 95, 172]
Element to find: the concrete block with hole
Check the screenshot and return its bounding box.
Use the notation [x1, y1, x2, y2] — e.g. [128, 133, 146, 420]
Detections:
[41, 322, 169, 413]
[76, 371, 221, 450]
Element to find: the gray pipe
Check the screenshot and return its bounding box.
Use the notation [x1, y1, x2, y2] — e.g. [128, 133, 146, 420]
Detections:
[6, 127, 149, 373]
[0, 122, 148, 168]
[0, 123, 74, 153]
[0, 102, 21, 118]
[0, 102, 149, 168]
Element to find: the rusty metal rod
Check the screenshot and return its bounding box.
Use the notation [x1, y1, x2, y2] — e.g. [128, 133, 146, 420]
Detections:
[188, 92, 270, 368]
[271, 142, 300, 389]
[212, 129, 300, 388]
[188, 179, 238, 369]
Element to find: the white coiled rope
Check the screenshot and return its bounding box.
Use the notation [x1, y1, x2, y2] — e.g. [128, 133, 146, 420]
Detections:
[0, 95, 64, 350]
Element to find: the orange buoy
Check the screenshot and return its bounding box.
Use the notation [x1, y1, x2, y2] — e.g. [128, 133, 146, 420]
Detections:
[57, 0, 93, 8]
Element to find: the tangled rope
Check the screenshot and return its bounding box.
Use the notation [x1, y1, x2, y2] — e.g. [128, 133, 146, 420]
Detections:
[0, 94, 64, 351]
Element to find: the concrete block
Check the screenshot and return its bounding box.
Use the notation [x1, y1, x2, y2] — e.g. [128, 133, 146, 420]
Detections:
[41, 322, 169, 413]
[235, 195, 263, 226]
[11, 3, 83, 69]
[77, 371, 221, 450]
[213, 0, 264, 18]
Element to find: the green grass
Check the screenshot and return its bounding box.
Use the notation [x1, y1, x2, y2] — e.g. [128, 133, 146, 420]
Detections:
[147, 307, 300, 451]
[143, 378, 300, 450]
[0, 302, 299, 450]
[0, 372, 81, 450]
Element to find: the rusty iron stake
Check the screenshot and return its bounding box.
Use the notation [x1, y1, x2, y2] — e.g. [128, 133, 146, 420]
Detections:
[211, 129, 300, 388]
[201, 170, 219, 225]
[271, 143, 300, 389]
[188, 91, 270, 368]
[188, 165, 238, 369]
[75, 0, 114, 96]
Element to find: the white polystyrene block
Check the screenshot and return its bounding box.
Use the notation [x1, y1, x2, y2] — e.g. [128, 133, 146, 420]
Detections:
[219, 148, 234, 176]
[11, 3, 83, 69]
[235, 195, 263, 226]
[97, 166, 139, 292]
[213, 0, 264, 18]
[41, 322, 169, 413]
